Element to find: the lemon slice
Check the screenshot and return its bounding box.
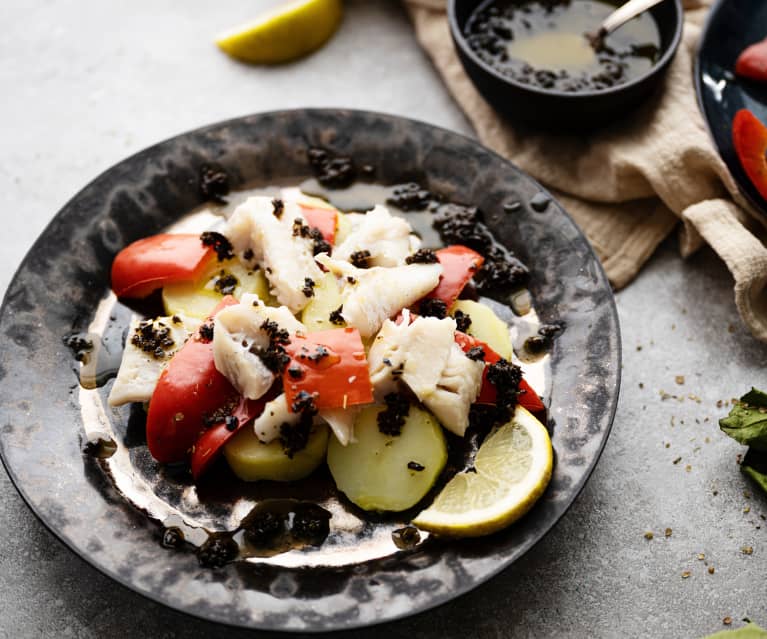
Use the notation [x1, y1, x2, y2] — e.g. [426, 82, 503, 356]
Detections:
[215, 0, 343, 65]
[412, 405, 553, 537]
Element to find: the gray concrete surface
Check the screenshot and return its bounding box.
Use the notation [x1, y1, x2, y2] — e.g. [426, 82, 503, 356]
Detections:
[1, 1, 765, 637]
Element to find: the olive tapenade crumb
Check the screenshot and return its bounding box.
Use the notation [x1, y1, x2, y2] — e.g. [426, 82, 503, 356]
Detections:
[307, 147, 356, 189]
[419, 298, 448, 319]
[260, 320, 290, 345]
[200, 231, 234, 261]
[349, 250, 372, 269]
[310, 227, 332, 256]
[272, 198, 284, 218]
[171, 315, 182, 324]
[214, 272, 238, 295]
[387, 183, 433, 211]
[196, 535, 238, 568]
[249, 319, 291, 374]
[64, 334, 94, 362]
[201, 398, 238, 428]
[288, 365, 304, 380]
[329, 305, 345, 326]
[291, 506, 331, 545]
[487, 359, 523, 410]
[199, 164, 230, 204]
[454, 309, 472, 333]
[346, 276, 357, 285]
[405, 248, 439, 264]
[292, 218, 311, 239]
[302, 277, 316, 298]
[433, 203, 529, 295]
[281, 392, 318, 457]
[377, 393, 410, 436]
[198, 321, 214, 343]
[244, 511, 285, 546]
[302, 345, 329, 363]
[466, 346, 486, 362]
[131, 319, 175, 359]
[407, 461, 425, 472]
[224, 415, 238, 432]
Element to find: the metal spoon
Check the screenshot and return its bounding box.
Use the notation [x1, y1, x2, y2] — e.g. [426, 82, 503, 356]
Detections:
[586, 0, 666, 49]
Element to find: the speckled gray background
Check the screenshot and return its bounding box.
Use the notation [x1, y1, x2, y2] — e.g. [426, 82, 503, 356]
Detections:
[0, 1, 765, 638]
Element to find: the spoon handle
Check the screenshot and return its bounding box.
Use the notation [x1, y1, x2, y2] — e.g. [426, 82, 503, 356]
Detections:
[600, 0, 665, 36]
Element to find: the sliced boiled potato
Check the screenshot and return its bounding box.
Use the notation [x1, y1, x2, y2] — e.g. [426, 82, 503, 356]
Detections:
[300, 271, 344, 331]
[334, 211, 353, 246]
[450, 299, 513, 360]
[224, 424, 329, 482]
[327, 404, 447, 512]
[162, 257, 270, 320]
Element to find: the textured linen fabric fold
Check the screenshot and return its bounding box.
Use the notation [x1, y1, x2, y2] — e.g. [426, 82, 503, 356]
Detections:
[403, 0, 767, 341]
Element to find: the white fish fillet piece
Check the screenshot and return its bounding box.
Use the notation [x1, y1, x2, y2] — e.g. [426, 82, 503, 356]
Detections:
[333, 205, 420, 267]
[212, 296, 305, 400]
[367, 312, 411, 399]
[400, 316, 456, 400]
[224, 196, 322, 312]
[315, 254, 442, 339]
[253, 393, 298, 444]
[108, 314, 199, 406]
[320, 406, 361, 446]
[422, 343, 484, 437]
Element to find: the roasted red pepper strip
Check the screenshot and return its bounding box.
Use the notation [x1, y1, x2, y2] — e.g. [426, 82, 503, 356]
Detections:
[735, 37, 767, 83]
[190, 395, 267, 480]
[283, 327, 373, 412]
[426, 245, 484, 306]
[299, 206, 337, 244]
[454, 331, 545, 413]
[111, 233, 215, 298]
[732, 109, 767, 201]
[146, 296, 239, 463]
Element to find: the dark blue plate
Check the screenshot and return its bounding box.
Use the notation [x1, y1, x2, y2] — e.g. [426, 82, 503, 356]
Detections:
[695, 0, 767, 215]
[0, 109, 620, 632]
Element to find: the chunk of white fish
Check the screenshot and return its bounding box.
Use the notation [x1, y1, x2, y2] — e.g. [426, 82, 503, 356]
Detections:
[315, 253, 442, 339]
[333, 205, 420, 267]
[108, 314, 199, 406]
[319, 406, 360, 446]
[253, 393, 298, 444]
[368, 313, 455, 400]
[422, 343, 484, 437]
[212, 295, 304, 400]
[223, 196, 322, 312]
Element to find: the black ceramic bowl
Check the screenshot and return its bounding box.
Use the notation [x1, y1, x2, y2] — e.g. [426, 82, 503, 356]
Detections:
[448, 0, 684, 129]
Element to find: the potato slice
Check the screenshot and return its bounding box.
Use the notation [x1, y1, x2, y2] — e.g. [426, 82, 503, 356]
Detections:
[224, 424, 329, 482]
[450, 299, 513, 360]
[162, 257, 270, 320]
[300, 272, 344, 331]
[327, 404, 447, 512]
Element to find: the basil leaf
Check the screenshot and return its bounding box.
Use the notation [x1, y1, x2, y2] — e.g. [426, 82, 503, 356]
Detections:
[742, 449, 767, 496]
[701, 622, 767, 638]
[719, 388, 767, 451]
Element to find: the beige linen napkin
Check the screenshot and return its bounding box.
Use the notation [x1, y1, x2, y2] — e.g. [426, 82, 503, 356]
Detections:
[403, 0, 767, 342]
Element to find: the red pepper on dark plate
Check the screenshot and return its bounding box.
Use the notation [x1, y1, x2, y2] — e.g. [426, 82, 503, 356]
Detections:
[454, 331, 545, 414]
[146, 296, 240, 463]
[299, 206, 337, 245]
[426, 245, 484, 307]
[190, 394, 269, 480]
[735, 37, 767, 84]
[283, 327, 373, 412]
[111, 233, 214, 298]
[732, 109, 767, 202]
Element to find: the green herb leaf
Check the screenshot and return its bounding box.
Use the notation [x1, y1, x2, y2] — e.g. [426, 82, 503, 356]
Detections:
[742, 449, 767, 496]
[719, 388, 767, 452]
[701, 622, 767, 639]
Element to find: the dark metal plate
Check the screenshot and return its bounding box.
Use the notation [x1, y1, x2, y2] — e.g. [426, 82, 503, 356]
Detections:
[0, 109, 620, 632]
[695, 0, 767, 215]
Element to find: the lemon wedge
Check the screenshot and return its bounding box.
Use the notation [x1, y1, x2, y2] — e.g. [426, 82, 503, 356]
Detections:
[215, 0, 343, 65]
[412, 405, 553, 537]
